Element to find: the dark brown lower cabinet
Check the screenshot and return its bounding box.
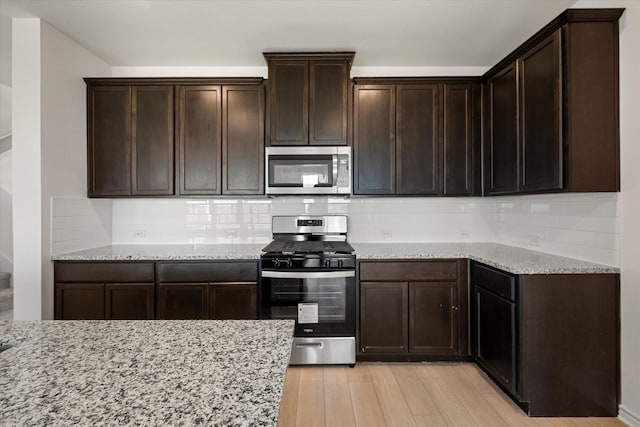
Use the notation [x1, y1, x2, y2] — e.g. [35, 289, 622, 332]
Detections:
[156, 282, 257, 320]
[360, 282, 408, 353]
[105, 283, 155, 320]
[53, 260, 257, 321]
[55, 283, 105, 320]
[155, 261, 258, 320]
[358, 260, 468, 361]
[471, 261, 620, 416]
[209, 283, 257, 320]
[157, 283, 209, 320]
[54, 261, 155, 320]
[410, 282, 458, 354]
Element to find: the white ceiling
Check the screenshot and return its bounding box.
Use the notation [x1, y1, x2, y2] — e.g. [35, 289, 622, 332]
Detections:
[0, 0, 578, 72]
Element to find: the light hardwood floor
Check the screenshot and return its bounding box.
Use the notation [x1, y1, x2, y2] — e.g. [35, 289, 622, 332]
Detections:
[277, 363, 625, 427]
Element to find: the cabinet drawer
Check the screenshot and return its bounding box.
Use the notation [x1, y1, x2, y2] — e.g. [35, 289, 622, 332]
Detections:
[472, 263, 517, 301]
[54, 262, 155, 283]
[156, 261, 258, 282]
[359, 260, 458, 282]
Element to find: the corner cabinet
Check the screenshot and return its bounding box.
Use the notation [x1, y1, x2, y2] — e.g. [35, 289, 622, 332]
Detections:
[353, 79, 481, 196]
[483, 9, 623, 195]
[264, 52, 354, 146]
[470, 261, 620, 416]
[358, 259, 468, 361]
[85, 78, 265, 197]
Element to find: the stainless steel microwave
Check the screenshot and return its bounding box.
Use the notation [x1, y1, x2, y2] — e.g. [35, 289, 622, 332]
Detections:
[265, 146, 352, 195]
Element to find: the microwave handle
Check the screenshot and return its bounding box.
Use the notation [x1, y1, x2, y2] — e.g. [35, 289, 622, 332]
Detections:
[332, 154, 338, 185]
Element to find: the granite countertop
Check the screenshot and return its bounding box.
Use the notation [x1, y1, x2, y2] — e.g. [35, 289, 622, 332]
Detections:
[0, 320, 294, 426]
[52, 242, 618, 275]
[51, 243, 267, 261]
[352, 242, 619, 274]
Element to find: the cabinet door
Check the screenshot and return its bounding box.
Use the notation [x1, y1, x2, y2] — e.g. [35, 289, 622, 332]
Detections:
[209, 282, 258, 320]
[475, 286, 517, 396]
[353, 85, 396, 195]
[222, 86, 264, 194]
[443, 84, 474, 196]
[485, 63, 519, 195]
[309, 60, 348, 145]
[157, 283, 208, 320]
[87, 86, 131, 196]
[177, 85, 222, 195]
[360, 282, 408, 353]
[55, 283, 105, 320]
[409, 282, 457, 354]
[518, 30, 563, 193]
[105, 283, 154, 320]
[268, 61, 309, 145]
[396, 84, 440, 195]
[131, 86, 174, 195]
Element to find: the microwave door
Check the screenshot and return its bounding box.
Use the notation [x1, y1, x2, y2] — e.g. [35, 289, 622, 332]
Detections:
[269, 156, 334, 188]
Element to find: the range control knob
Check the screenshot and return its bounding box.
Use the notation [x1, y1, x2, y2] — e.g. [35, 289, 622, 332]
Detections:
[284, 259, 293, 268]
[323, 259, 331, 268]
[272, 259, 281, 268]
[337, 259, 344, 268]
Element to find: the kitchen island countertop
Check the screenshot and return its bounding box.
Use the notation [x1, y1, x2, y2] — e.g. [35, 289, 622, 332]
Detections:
[0, 319, 294, 426]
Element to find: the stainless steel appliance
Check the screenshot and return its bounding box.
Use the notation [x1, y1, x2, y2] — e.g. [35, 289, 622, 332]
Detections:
[265, 146, 351, 195]
[260, 215, 356, 365]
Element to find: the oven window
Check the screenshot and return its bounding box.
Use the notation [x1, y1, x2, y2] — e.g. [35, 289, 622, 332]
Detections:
[269, 155, 333, 187]
[267, 278, 347, 323]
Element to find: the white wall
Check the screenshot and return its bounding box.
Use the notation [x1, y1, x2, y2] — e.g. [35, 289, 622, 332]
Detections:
[12, 18, 43, 320]
[0, 143, 12, 279]
[38, 21, 111, 319]
[12, 19, 111, 319]
[50, 197, 111, 256]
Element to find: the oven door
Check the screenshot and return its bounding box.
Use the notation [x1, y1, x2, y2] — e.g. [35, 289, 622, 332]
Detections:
[259, 270, 356, 337]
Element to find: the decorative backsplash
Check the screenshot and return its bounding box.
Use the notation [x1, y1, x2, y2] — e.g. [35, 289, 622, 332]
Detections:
[51, 193, 619, 266]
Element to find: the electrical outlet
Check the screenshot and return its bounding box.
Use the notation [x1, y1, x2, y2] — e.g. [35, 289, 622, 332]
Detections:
[459, 231, 470, 240]
[225, 230, 238, 239]
[134, 230, 146, 238]
[382, 230, 392, 238]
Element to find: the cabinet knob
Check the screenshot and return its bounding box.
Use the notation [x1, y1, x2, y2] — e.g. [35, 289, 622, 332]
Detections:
[452, 305, 459, 310]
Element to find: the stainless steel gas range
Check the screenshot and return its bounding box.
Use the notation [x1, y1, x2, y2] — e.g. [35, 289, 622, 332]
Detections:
[259, 215, 356, 366]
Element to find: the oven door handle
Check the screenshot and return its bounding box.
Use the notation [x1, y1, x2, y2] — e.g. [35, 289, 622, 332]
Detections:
[261, 270, 355, 279]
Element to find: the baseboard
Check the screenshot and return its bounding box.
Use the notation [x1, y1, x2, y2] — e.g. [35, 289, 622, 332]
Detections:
[619, 405, 640, 427]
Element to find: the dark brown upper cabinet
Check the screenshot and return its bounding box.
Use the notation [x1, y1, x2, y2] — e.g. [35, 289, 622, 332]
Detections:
[485, 63, 519, 195]
[353, 79, 480, 196]
[264, 52, 354, 146]
[177, 85, 222, 195]
[483, 8, 623, 195]
[86, 78, 264, 197]
[177, 84, 265, 195]
[353, 84, 396, 195]
[87, 84, 174, 197]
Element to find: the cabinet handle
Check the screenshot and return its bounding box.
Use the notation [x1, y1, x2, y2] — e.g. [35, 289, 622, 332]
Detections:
[439, 303, 444, 308]
[361, 347, 365, 353]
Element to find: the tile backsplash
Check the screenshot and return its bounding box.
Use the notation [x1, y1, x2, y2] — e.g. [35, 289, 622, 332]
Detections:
[51, 193, 620, 266]
[51, 198, 112, 255]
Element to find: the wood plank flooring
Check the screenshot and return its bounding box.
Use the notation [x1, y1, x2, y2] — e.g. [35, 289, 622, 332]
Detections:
[277, 363, 625, 427]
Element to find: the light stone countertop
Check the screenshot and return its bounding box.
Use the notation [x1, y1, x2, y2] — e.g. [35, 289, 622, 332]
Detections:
[351, 242, 619, 274]
[51, 243, 267, 261]
[51, 242, 619, 275]
[0, 320, 294, 426]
